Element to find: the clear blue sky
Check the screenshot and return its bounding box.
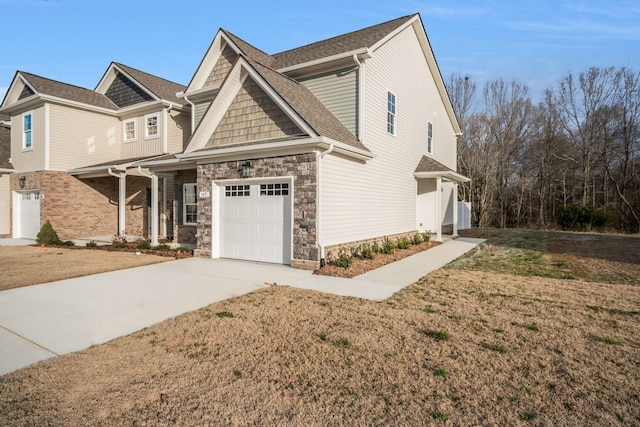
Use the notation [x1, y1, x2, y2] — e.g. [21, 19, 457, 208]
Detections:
[1, 0, 639, 104]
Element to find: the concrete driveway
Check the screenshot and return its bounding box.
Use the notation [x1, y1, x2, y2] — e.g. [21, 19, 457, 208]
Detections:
[0, 237, 483, 376]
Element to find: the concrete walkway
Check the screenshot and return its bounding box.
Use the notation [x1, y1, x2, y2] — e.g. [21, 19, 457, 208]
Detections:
[0, 237, 483, 376]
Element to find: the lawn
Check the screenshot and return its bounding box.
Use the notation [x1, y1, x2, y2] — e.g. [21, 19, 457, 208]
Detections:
[0, 229, 638, 426]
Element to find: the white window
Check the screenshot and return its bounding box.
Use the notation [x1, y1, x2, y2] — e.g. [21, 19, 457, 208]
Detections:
[225, 185, 250, 197]
[145, 114, 158, 138]
[387, 91, 396, 135]
[183, 183, 197, 225]
[23, 113, 32, 150]
[123, 119, 136, 142]
[260, 183, 289, 196]
[427, 121, 433, 153]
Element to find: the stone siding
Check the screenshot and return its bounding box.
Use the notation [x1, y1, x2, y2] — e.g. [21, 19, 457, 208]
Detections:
[196, 154, 318, 268]
[173, 169, 198, 246]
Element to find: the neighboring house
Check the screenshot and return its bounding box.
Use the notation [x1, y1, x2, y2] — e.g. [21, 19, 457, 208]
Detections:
[0, 113, 12, 237]
[139, 12, 469, 269]
[0, 13, 469, 269]
[0, 63, 190, 240]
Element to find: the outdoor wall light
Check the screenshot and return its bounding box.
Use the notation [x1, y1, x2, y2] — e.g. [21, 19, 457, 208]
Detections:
[240, 161, 251, 179]
[19, 176, 26, 189]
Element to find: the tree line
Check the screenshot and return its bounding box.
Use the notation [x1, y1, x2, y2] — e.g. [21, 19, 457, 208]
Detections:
[447, 67, 640, 233]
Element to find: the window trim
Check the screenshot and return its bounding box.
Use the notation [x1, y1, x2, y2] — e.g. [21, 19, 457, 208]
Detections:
[22, 112, 33, 151]
[183, 183, 197, 225]
[427, 121, 433, 154]
[387, 91, 396, 135]
[144, 113, 159, 139]
[123, 119, 136, 142]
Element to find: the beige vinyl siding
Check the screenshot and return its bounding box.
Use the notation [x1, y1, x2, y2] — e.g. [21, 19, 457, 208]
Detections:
[48, 104, 121, 170]
[121, 113, 163, 159]
[416, 179, 436, 232]
[0, 174, 10, 235]
[321, 25, 458, 245]
[168, 109, 191, 153]
[10, 106, 45, 173]
[194, 100, 211, 129]
[299, 67, 359, 137]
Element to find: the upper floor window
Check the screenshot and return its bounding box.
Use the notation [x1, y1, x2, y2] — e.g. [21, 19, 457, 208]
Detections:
[145, 114, 159, 138]
[427, 121, 433, 153]
[23, 113, 32, 150]
[124, 119, 136, 142]
[183, 183, 197, 225]
[387, 91, 396, 135]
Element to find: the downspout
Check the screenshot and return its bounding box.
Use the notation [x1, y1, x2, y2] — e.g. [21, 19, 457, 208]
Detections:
[183, 94, 195, 135]
[353, 54, 365, 141]
[316, 144, 334, 267]
[137, 166, 159, 246]
[108, 167, 126, 237]
[162, 104, 172, 154]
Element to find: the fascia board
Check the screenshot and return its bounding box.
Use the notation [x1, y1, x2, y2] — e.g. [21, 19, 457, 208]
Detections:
[414, 171, 470, 183]
[0, 94, 41, 114]
[94, 62, 117, 93]
[185, 31, 229, 93]
[1, 73, 35, 109]
[369, 15, 418, 53]
[0, 168, 14, 174]
[276, 48, 369, 74]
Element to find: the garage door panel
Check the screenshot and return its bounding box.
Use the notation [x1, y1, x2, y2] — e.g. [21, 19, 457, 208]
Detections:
[220, 183, 291, 264]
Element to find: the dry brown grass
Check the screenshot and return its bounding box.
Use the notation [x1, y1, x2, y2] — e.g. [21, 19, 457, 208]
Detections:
[1, 229, 639, 426]
[0, 246, 170, 291]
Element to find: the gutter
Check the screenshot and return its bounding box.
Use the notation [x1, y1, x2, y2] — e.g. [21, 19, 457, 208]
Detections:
[352, 54, 365, 141]
[316, 144, 334, 267]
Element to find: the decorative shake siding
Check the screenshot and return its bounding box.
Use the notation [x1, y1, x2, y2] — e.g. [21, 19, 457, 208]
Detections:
[205, 46, 237, 87]
[10, 106, 45, 173]
[196, 154, 318, 268]
[48, 104, 121, 170]
[299, 67, 359, 138]
[206, 78, 302, 147]
[0, 174, 10, 236]
[105, 72, 154, 108]
[173, 169, 198, 245]
[320, 24, 458, 245]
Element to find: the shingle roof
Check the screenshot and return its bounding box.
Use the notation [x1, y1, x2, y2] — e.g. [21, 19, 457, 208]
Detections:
[222, 31, 274, 67]
[414, 155, 455, 173]
[271, 14, 416, 69]
[0, 113, 11, 170]
[18, 72, 118, 110]
[248, 58, 369, 152]
[113, 63, 187, 106]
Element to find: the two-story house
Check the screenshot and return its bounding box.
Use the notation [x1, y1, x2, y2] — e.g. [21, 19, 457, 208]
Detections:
[138, 13, 469, 269]
[0, 13, 468, 270]
[0, 63, 190, 240]
[0, 113, 12, 237]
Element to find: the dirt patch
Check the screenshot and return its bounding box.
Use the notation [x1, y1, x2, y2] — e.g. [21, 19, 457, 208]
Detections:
[0, 246, 171, 291]
[315, 241, 440, 278]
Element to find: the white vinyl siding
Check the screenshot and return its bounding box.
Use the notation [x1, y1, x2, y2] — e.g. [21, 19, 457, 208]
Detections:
[48, 104, 120, 171]
[442, 182, 454, 225]
[0, 174, 10, 235]
[299, 67, 359, 138]
[320, 24, 459, 245]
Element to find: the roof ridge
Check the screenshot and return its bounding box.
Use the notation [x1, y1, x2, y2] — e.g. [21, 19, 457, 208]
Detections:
[221, 30, 272, 58]
[272, 14, 416, 58]
[19, 70, 98, 93]
[113, 62, 185, 88]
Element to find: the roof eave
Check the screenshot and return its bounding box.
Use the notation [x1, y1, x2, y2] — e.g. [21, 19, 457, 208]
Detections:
[414, 171, 470, 183]
[276, 48, 370, 74]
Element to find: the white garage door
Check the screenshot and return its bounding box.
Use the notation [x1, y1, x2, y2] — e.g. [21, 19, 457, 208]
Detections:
[15, 191, 41, 239]
[220, 182, 292, 264]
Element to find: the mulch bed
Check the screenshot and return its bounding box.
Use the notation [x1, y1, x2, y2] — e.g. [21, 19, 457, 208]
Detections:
[315, 240, 440, 278]
[37, 243, 194, 259]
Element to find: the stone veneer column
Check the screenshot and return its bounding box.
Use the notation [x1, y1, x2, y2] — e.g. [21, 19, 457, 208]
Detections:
[195, 153, 318, 269]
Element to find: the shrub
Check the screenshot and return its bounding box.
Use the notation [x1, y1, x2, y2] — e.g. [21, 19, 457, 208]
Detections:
[371, 242, 380, 253]
[137, 241, 151, 250]
[412, 232, 423, 245]
[175, 246, 192, 253]
[58, 240, 75, 246]
[396, 236, 410, 249]
[112, 235, 127, 245]
[421, 230, 432, 242]
[336, 246, 354, 269]
[36, 221, 59, 245]
[153, 244, 171, 251]
[86, 240, 97, 248]
[557, 204, 616, 231]
[381, 237, 396, 254]
[359, 242, 375, 260]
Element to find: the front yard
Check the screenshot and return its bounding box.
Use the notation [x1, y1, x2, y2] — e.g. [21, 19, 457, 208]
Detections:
[1, 229, 639, 425]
